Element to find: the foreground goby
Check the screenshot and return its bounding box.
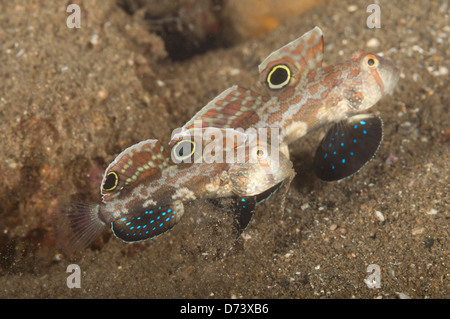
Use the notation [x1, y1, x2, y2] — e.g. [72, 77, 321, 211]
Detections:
[56, 128, 294, 254]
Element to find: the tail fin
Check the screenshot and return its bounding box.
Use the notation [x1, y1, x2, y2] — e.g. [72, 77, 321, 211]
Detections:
[54, 201, 106, 255]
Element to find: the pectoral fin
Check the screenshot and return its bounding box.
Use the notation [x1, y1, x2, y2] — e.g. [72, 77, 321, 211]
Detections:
[232, 197, 256, 237]
[232, 181, 284, 237]
[313, 114, 383, 181]
[111, 201, 184, 243]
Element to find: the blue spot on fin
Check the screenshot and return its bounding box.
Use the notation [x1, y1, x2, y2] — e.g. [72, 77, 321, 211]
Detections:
[111, 201, 185, 243]
[313, 114, 383, 181]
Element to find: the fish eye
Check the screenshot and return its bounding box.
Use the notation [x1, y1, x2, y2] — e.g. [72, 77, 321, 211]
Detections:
[172, 139, 196, 162]
[103, 171, 119, 192]
[256, 148, 265, 159]
[365, 55, 378, 68]
[266, 64, 291, 90]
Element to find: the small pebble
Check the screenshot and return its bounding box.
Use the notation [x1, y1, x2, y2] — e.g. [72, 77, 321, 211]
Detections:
[411, 227, 425, 235]
[97, 88, 108, 100]
[228, 68, 241, 76]
[366, 38, 380, 48]
[412, 45, 424, 54]
[385, 154, 398, 165]
[329, 224, 338, 231]
[242, 233, 252, 240]
[347, 5, 358, 12]
[396, 292, 411, 299]
[375, 210, 385, 222]
[16, 49, 25, 57]
[437, 66, 448, 76]
[399, 121, 414, 135]
[6, 159, 18, 169]
[426, 208, 438, 215]
[90, 34, 99, 46]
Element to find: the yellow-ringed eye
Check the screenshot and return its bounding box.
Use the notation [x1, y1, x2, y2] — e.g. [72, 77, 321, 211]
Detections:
[256, 148, 265, 159]
[266, 64, 291, 90]
[365, 55, 378, 69]
[103, 171, 119, 192]
[172, 139, 196, 163]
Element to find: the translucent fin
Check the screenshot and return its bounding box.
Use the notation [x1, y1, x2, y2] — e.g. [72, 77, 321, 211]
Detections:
[54, 201, 106, 255]
[313, 114, 383, 181]
[182, 85, 268, 130]
[111, 201, 184, 243]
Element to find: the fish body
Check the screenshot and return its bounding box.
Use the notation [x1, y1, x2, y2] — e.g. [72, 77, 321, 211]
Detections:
[57, 128, 294, 253]
[100, 128, 292, 221]
[180, 27, 399, 181]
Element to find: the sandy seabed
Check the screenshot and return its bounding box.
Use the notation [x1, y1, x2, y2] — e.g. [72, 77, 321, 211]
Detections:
[0, 0, 448, 298]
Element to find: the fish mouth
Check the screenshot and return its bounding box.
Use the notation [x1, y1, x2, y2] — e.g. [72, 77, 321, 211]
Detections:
[385, 66, 400, 95]
[378, 56, 400, 95]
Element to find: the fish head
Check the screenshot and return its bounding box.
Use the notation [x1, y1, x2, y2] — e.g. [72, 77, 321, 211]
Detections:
[344, 51, 399, 111]
[100, 139, 170, 203]
[229, 131, 293, 197]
